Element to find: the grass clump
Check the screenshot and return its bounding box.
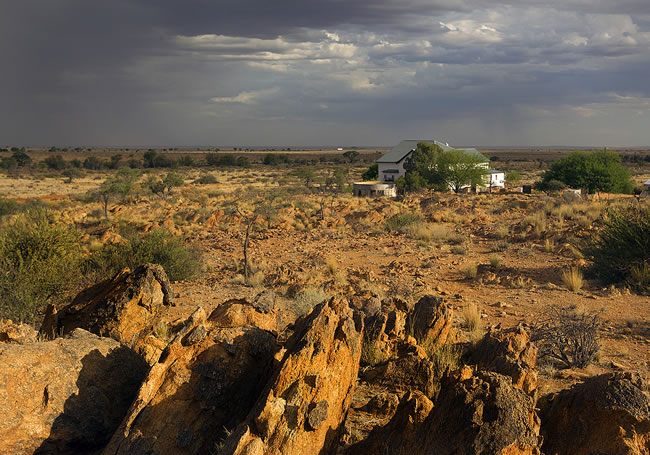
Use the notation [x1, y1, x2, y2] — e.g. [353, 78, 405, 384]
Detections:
[195, 174, 218, 184]
[561, 267, 583, 292]
[0, 210, 83, 323]
[428, 343, 462, 377]
[584, 205, 649, 291]
[462, 303, 482, 337]
[464, 263, 478, 279]
[86, 226, 201, 282]
[292, 287, 328, 315]
[385, 213, 422, 233]
[489, 255, 503, 269]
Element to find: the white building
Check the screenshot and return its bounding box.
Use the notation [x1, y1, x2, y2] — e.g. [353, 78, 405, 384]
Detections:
[377, 140, 498, 191]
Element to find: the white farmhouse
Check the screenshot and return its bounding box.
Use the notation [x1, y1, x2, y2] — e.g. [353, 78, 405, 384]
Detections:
[377, 140, 452, 183]
[376, 140, 508, 192]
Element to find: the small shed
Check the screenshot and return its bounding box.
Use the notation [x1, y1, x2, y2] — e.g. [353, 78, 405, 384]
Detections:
[353, 181, 397, 198]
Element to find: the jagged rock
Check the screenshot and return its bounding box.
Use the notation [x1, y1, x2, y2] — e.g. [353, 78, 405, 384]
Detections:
[209, 297, 294, 334]
[0, 319, 38, 344]
[408, 295, 453, 345]
[40, 264, 174, 358]
[539, 372, 650, 455]
[104, 306, 280, 455]
[362, 338, 439, 398]
[219, 296, 364, 455]
[349, 371, 542, 455]
[470, 326, 538, 396]
[0, 329, 148, 454]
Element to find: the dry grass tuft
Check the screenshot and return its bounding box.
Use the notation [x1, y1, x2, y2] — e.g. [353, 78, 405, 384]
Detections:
[562, 267, 583, 292]
[489, 255, 503, 269]
[464, 263, 478, 279]
[462, 303, 482, 340]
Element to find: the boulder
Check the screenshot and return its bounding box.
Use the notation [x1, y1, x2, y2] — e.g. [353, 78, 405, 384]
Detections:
[539, 372, 650, 455]
[219, 296, 364, 455]
[349, 371, 542, 455]
[0, 329, 148, 454]
[40, 264, 174, 357]
[0, 319, 38, 344]
[104, 305, 280, 455]
[408, 295, 453, 346]
[470, 326, 538, 397]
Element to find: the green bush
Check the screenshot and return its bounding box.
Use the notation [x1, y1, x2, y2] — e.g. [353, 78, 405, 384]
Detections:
[195, 174, 218, 184]
[86, 227, 201, 282]
[539, 150, 633, 194]
[584, 205, 649, 291]
[385, 213, 422, 233]
[0, 198, 19, 217]
[0, 210, 83, 323]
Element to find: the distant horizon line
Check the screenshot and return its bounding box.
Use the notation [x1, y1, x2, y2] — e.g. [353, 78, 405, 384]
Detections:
[4, 144, 650, 151]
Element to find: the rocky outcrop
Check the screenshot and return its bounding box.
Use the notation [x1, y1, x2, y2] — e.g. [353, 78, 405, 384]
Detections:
[0, 319, 38, 344]
[408, 295, 453, 346]
[350, 371, 542, 455]
[539, 372, 650, 455]
[0, 329, 148, 454]
[362, 295, 452, 365]
[104, 305, 280, 455]
[470, 326, 538, 397]
[219, 296, 364, 455]
[40, 264, 174, 356]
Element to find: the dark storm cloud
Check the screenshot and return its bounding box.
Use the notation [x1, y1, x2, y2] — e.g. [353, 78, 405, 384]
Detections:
[1, 0, 650, 146]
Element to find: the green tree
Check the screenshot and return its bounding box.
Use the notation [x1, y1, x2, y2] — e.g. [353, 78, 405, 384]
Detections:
[292, 167, 317, 189]
[12, 150, 31, 167]
[434, 149, 489, 193]
[43, 155, 67, 170]
[147, 171, 184, 200]
[343, 150, 360, 162]
[94, 169, 137, 217]
[539, 150, 633, 194]
[362, 163, 378, 181]
[403, 142, 444, 185]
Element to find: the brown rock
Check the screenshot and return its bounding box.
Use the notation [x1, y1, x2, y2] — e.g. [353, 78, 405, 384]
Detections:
[539, 372, 650, 455]
[408, 295, 453, 346]
[350, 371, 541, 455]
[104, 306, 280, 455]
[0, 329, 148, 454]
[470, 326, 538, 396]
[220, 296, 364, 455]
[40, 264, 174, 358]
[0, 319, 38, 344]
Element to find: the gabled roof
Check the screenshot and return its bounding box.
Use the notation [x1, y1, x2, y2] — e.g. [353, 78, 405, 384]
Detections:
[377, 140, 452, 163]
[377, 140, 487, 163]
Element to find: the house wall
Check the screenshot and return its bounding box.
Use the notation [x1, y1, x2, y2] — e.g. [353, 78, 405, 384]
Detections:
[378, 161, 407, 182]
[488, 172, 505, 188]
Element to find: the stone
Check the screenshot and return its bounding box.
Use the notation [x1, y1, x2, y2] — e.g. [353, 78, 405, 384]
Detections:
[40, 264, 174, 360]
[349, 371, 542, 455]
[0, 319, 38, 344]
[219, 296, 363, 455]
[470, 326, 538, 397]
[104, 306, 280, 455]
[539, 372, 650, 455]
[0, 329, 148, 454]
[408, 295, 453, 347]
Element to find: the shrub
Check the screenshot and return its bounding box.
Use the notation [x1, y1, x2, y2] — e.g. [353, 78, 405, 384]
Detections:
[0, 210, 83, 323]
[489, 255, 503, 268]
[292, 288, 328, 315]
[385, 213, 421, 232]
[195, 174, 218, 184]
[584, 205, 649, 287]
[538, 150, 633, 194]
[85, 227, 201, 282]
[532, 305, 601, 369]
[0, 198, 19, 217]
[362, 163, 378, 181]
[464, 263, 478, 279]
[561, 267, 583, 292]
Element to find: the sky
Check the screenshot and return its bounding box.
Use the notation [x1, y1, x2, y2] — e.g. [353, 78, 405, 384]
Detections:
[1, 1, 650, 147]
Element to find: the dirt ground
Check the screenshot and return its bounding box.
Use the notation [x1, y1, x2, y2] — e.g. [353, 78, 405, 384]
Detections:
[1, 152, 649, 394]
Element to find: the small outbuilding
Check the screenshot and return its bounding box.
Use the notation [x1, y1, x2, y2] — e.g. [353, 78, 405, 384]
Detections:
[353, 181, 397, 198]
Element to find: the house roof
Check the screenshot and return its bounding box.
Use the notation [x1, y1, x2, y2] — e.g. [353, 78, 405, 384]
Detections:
[377, 140, 487, 163]
[377, 140, 452, 163]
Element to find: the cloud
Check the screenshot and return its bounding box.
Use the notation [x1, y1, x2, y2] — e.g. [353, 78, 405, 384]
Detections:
[211, 88, 279, 104]
[1, 0, 650, 146]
